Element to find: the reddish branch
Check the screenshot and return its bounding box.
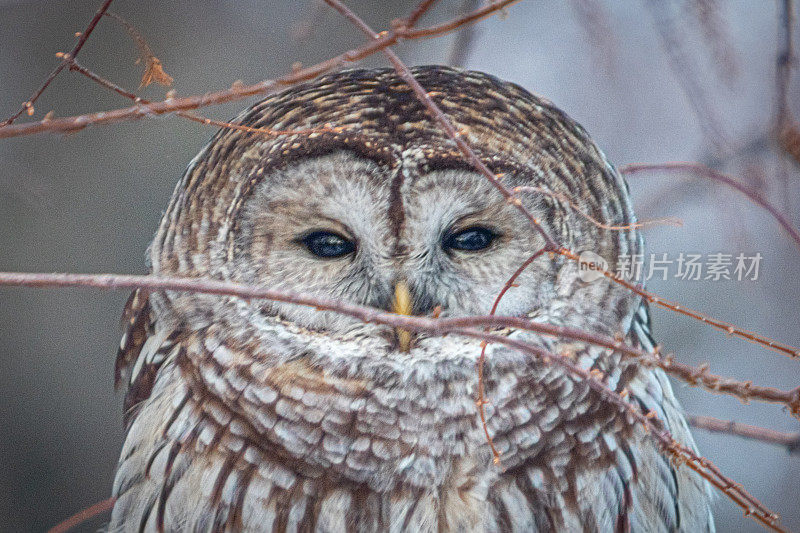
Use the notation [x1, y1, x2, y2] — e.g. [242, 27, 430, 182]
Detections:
[688, 415, 800, 454]
[1, 271, 797, 418]
[1, 0, 115, 126]
[0, 0, 522, 139]
[46, 496, 116, 533]
[404, 0, 440, 28]
[0, 271, 787, 529]
[67, 58, 340, 137]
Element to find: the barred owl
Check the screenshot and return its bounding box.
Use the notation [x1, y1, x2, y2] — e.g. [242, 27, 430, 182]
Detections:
[109, 66, 714, 532]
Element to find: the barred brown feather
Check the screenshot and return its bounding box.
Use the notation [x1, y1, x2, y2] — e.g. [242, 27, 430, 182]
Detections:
[109, 66, 714, 532]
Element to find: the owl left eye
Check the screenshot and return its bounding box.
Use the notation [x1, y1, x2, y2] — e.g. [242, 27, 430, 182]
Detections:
[443, 226, 498, 252]
[299, 231, 356, 258]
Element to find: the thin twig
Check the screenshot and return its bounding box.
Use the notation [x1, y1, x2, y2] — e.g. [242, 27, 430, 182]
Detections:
[46, 496, 116, 533]
[688, 415, 800, 455]
[399, 0, 523, 39]
[513, 185, 683, 231]
[620, 162, 800, 252]
[1, 0, 115, 126]
[1, 270, 797, 416]
[0, 0, 522, 139]
[478, 248, 548, 465]
[67, 58, 341, 137]
[404, 0, 440, 28]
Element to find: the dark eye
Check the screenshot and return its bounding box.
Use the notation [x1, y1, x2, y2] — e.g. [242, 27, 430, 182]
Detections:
[299, 231, 356, 258]
[443, 226, 498, 252]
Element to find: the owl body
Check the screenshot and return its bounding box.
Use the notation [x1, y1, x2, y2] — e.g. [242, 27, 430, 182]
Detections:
[110, 67, 714, 532]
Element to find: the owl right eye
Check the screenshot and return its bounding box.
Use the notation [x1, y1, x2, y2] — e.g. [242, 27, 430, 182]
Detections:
[299, 231, 356, 259]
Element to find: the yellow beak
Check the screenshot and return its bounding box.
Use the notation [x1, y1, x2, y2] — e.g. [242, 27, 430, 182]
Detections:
[392, 280, 413, 352]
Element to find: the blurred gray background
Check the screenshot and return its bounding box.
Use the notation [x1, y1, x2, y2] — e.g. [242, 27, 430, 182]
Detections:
[1, 1, 798, 531]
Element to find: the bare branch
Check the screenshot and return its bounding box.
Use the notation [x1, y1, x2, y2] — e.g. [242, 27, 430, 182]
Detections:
[0, 36, 389, 138]
[1, 0, 115, 126]
[1, 270, 797, 417]
[477, 248, 549, 465]
[688, 415, 800, 455]
[399, 0, 522, 39]
[620, 162, 800, 252]
[0, 0, 522, 139]
[67, 58, 341, 137]
[403, 0, 440, 29]
[46, 496, 116, 533]
[2, 268, 784, 528]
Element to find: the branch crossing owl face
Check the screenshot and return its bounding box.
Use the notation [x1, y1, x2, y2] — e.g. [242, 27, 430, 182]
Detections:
[150, 66, 641, 341]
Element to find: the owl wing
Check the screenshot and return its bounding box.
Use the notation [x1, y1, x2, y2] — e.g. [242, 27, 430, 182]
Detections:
[498, 303, 713, 532]
[115, 289, 179, 425]
[627, 302, 715, 532]
[601, 302, 713, 532]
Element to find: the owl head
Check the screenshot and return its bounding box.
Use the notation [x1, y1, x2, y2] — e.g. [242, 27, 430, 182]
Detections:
[148, 66, 641, 347]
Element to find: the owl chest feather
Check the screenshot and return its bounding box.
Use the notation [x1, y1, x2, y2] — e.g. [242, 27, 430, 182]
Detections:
[111, 324, 660, 532]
